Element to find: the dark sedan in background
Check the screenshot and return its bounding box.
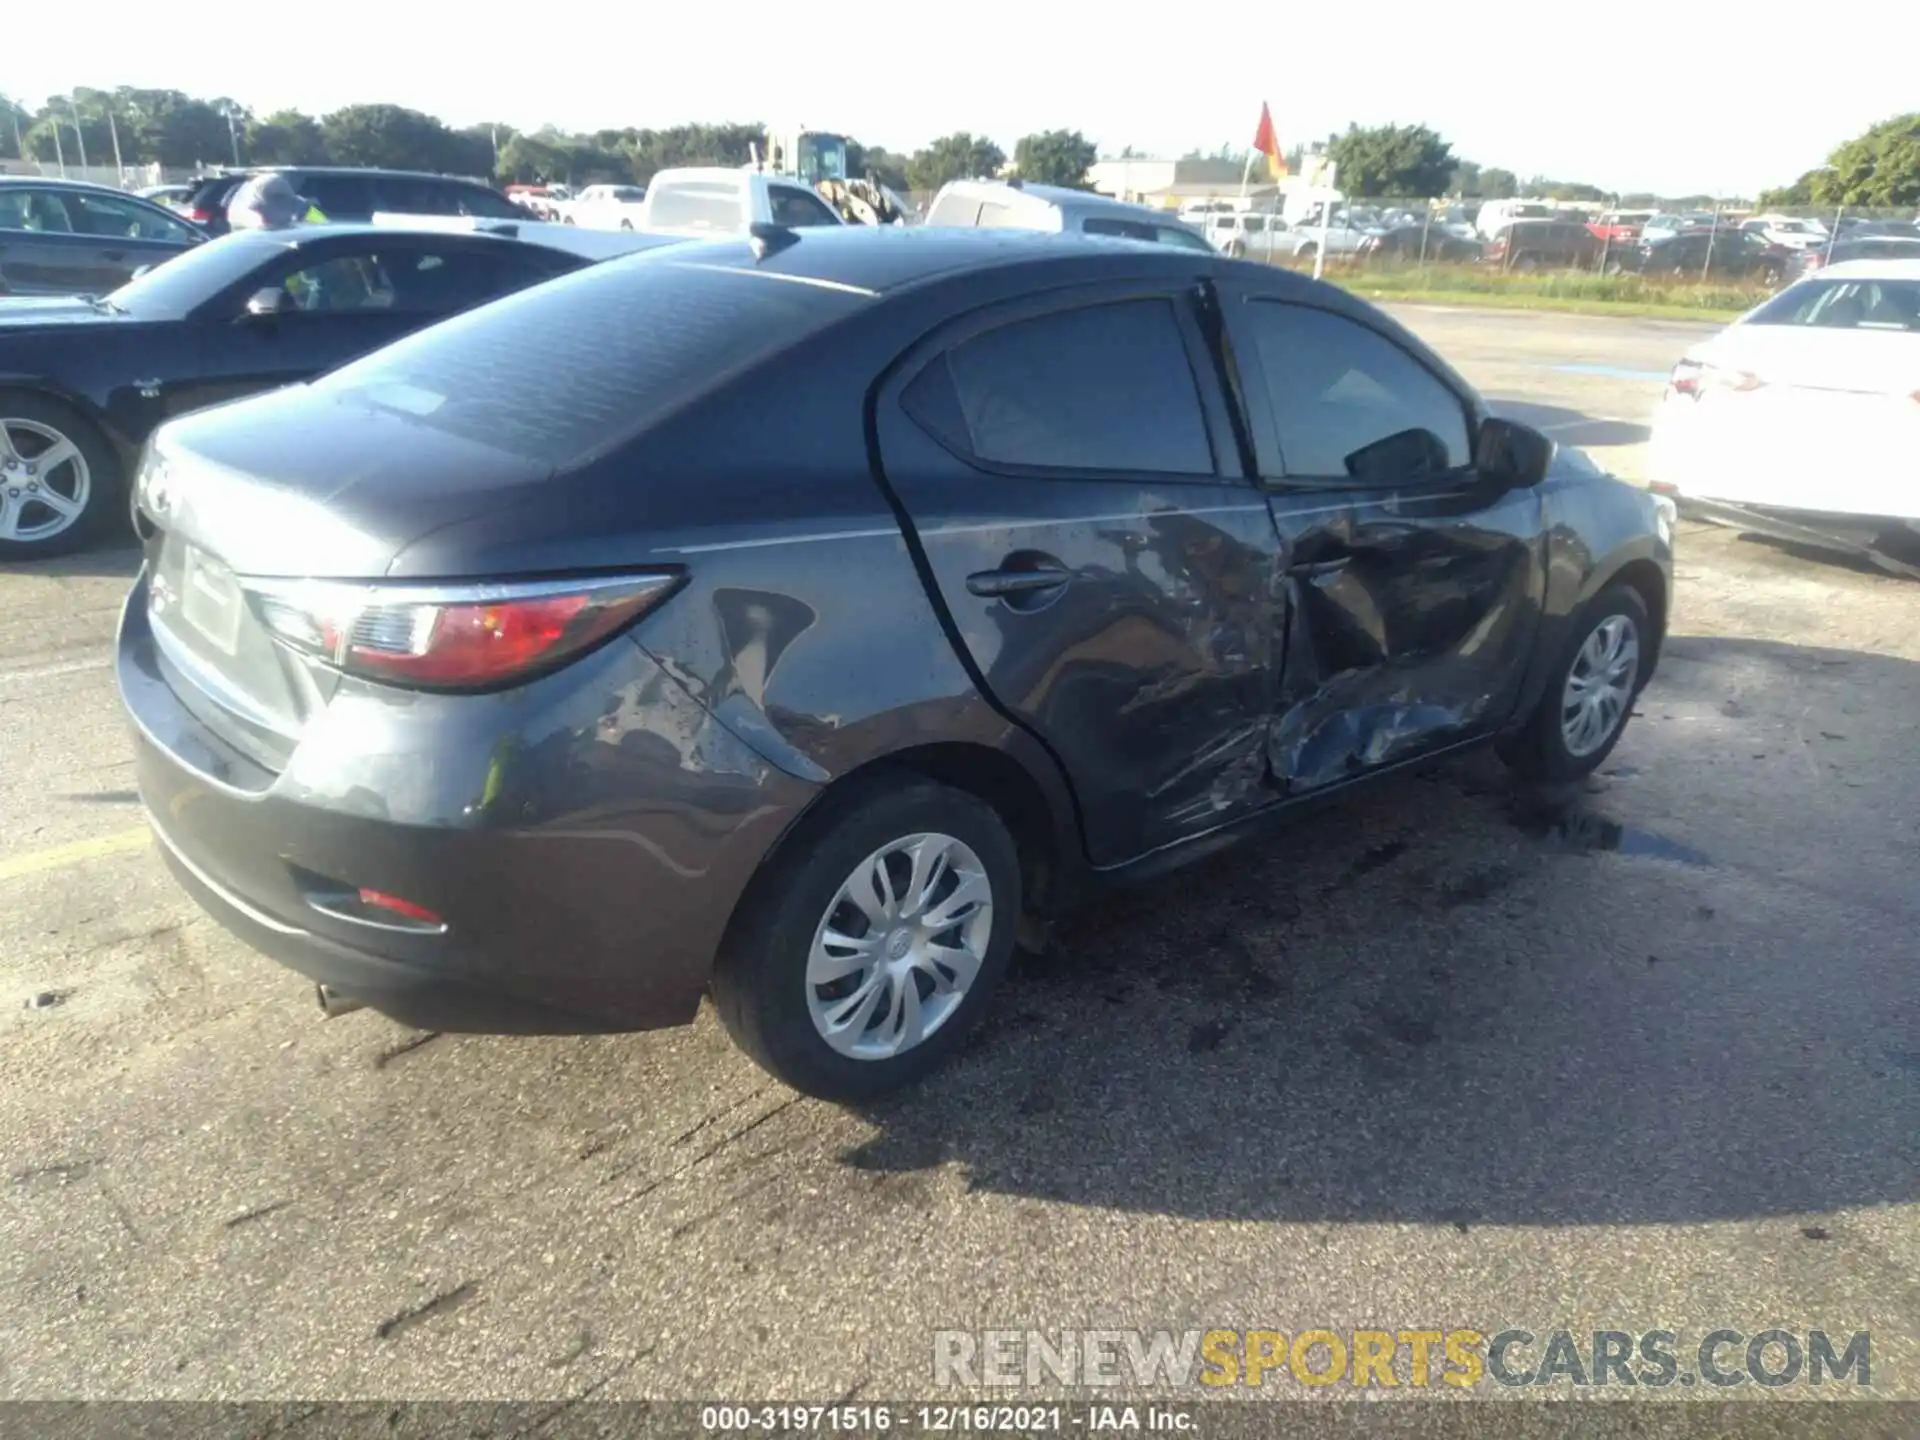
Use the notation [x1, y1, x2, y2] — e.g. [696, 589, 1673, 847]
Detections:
[0, 176, 207, 296]
[1634, 229, 1792, 283]
[1485, 219, 1602, 271]
[1355, 223, 1482, 264]
[0, 221, 674, 557]
[180, 166, 525, 236]
[117, 227, 1673, 1099]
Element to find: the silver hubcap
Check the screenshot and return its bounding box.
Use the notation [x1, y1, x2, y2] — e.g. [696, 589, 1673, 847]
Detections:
[0, 418, 90, 543]
[805, 832, 994, 1062]
[1560, 613, 1640, 757]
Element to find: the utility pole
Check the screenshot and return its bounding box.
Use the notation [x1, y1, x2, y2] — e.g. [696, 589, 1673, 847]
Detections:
[52, 120, 65, 176]
[70, 99, 88, 169]
[109, 110, 124, 182]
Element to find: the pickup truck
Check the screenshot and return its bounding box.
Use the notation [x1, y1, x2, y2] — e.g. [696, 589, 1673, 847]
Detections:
[637, 167, 846, 236]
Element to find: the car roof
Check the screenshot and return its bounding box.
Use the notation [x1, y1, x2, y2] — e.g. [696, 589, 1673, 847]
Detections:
[937, 178, 1186, 224]
[625, 223, 1301, 298]
[1814, 257, 1920, 280]
[211, 165, 497, 184]
[0, 174, 143, 196]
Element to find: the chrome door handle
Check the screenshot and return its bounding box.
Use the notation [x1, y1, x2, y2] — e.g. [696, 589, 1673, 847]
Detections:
[966, 565, 1074, 598]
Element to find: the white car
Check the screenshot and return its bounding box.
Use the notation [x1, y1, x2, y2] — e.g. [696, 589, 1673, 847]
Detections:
[1738, 214, 1830, 251]
[560, 183, 650, 230]
[1647, 258, 1920, 573]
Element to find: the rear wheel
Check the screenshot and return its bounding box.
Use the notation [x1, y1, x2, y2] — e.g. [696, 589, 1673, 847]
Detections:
[1503, 583, 1651, 783]
[0, 392, 121, 560]
[712, 776, 1020, 1100]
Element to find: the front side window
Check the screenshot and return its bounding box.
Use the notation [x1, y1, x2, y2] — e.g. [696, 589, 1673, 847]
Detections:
[913, 298, 1214, 476]
[1239, 300, 1472, 485]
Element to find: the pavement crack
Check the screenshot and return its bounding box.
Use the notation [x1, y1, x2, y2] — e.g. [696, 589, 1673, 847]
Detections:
[373, 1031, 444, 1070]
[673, 1084, 770, 1146]
[11, 1160, 96, 1187]
[669, 1171, 783, 1240]
[613, 1097, 800, 1210]
[375, 1281, 477, 1341]
[225, 1198, 293, 1229]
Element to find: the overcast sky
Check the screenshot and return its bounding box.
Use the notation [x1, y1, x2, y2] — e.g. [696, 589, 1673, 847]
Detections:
[13, 0, 1909, 196]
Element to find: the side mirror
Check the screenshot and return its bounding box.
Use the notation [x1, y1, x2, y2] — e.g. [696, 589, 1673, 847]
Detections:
[242, 287, 285, 319]
[1475, 415, 1554, 490]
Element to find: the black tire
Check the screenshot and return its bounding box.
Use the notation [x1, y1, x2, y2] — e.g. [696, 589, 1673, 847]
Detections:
[1502, 583, 1652, 784]
[712, 774, 1021, 1101]
[0, 391, 123, 561]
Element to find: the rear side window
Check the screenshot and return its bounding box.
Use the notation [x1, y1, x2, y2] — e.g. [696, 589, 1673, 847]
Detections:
[302, 175, 378, 217]
[647, 183, 743, 232]
[768, 185, 841, 227]
[926, 193, 982, 227]
[973, 201, 1031, 229]
[911, 298, 1214, 476]
[1080, 217, 1157, 243]
[1239, 301, 1472, 484]
[313, 257, 868, 463]
[447, 183, 523, 219]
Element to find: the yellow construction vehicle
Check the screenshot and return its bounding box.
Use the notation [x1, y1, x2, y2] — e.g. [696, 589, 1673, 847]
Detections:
[754, 126, 908, 226]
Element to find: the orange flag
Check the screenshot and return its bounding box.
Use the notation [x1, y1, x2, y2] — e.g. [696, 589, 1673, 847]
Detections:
[1252, 102, 1287, 181]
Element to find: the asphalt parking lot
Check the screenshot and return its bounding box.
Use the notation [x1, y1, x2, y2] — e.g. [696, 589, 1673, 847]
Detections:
[2, 304, 1916, 1404]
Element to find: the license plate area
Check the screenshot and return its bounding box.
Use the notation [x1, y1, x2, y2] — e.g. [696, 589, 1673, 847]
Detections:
[180, 546, 243, 656]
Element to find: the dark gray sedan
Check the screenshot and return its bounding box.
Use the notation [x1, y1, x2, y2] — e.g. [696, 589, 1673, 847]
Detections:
[0, 176, 206, 295]
[117, 227, 1674, 1099]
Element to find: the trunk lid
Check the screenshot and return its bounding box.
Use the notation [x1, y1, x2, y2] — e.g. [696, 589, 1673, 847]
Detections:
[139, 382, 556, 768]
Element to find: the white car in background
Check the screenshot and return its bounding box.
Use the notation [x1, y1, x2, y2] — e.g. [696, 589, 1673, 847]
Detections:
[560, 183, 650, 230]
[1648, 259, 1920, 575]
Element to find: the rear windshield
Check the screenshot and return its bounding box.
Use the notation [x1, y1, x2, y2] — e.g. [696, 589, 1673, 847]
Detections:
[311, 254, 871, 464]
[186, 174, 244, 212]
[1746, 278, 1920, 332]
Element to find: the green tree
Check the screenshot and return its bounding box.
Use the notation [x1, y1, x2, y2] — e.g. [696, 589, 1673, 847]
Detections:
[1756, 171, 1817, 208]
[1477, 167, 1518, 199]
[907, 132, 1005, 191]
[319, 103, 490, 176]
[1326, 122, 1455, 198]
[1449, 160, 1481, 196]
[246, 109, 329, 166]
[0, 93, 27, 159]
[845, 139, 910, 193]
[1819, 112, 1920, 207]
[1013, 129, 1096, 188]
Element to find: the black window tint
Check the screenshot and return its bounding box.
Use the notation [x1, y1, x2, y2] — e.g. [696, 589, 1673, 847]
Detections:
[768, 186, 840, 227]
[1243, 301, 1471, 483]
[451, 184, 524, 219]
[937, 299, 1214, 475]
[313, 257, 868, 464]
[1081, 217, 1156, 243]
[302, 175, 377, 217]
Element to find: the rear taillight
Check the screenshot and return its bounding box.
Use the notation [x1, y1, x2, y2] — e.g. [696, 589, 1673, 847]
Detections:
[1668, 360, 1763, 400]
[248, 573, 683, 691]
[188, 207, 215, 223]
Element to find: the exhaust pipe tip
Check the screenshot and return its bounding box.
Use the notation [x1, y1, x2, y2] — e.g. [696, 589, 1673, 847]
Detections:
[316, 983, 366, 1019]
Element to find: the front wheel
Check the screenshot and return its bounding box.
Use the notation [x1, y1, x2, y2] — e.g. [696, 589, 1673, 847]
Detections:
[1502, 583, 1651, 783]
[711, 776, 1021, 1100]
[0, 392, 122, 560]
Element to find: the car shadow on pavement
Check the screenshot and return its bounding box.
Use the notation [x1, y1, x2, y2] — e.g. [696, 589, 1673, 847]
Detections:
[5, 542, 142, 580]
[1489, 399, 1651, 452]
[840, 635, 1920, 1227]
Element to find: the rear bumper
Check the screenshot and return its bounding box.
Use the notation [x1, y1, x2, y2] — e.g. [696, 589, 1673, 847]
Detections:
[118, 572, 821, 1033]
